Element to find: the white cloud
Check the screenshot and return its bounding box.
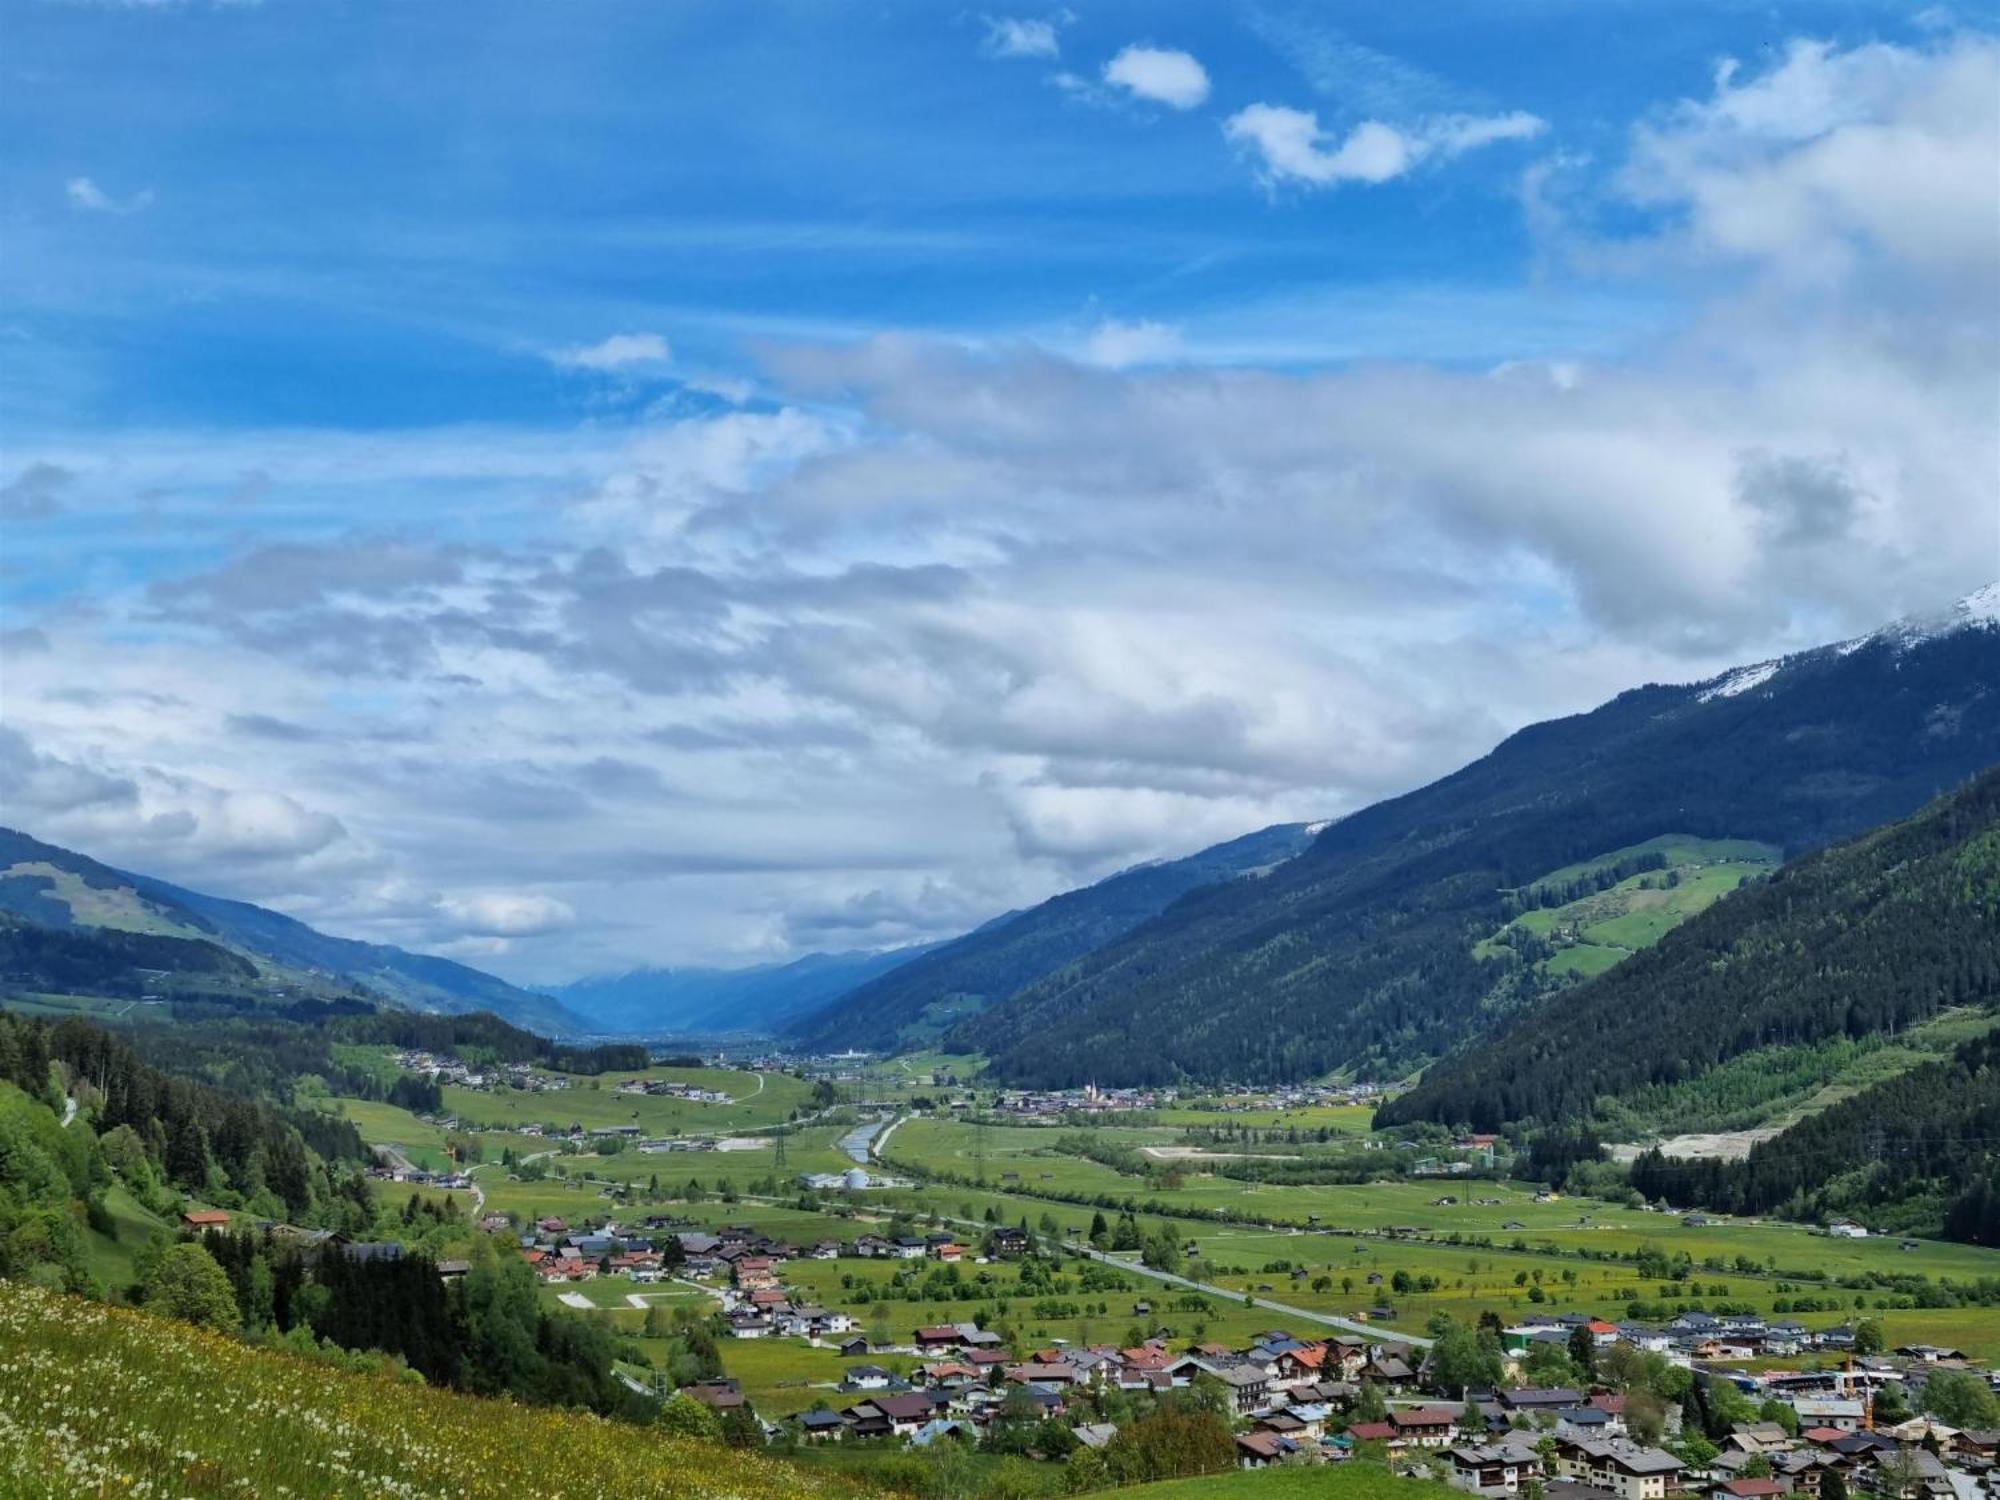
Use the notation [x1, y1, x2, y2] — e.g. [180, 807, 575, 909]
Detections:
[1080, 319, 1183, 368]
[548, 332, 673, 372]
[65, 176, 153, 214]
[1224, 105, 1544, 188]
[438, 890, 575, 937]
[4, 35, 1992, 984]
[1619, 35, 2000, 282]
[1103, 46, 1211, 110]
[982, 15, 1061, 59]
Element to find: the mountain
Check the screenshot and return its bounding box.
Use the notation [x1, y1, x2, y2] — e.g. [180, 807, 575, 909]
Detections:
[1379, 763, 2000, 1134]
[785, 819, 1323, 1052]
[553, 943, 938, 1036]
[0, 826, 585, 1036]
[950, 587, 2000, 1087]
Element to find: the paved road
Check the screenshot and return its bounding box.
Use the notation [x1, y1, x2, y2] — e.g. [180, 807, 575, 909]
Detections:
[919, 1201, 1432, 1348]
[1065, 1241, 1433, 1347]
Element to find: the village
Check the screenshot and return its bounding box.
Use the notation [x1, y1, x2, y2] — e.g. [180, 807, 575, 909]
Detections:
[492, 1204, 2000, 1495]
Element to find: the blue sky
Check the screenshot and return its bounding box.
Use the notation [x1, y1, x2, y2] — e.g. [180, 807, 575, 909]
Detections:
[2, 1, 1995, 980]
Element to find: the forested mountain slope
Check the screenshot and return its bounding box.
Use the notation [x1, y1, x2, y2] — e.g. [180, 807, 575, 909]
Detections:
[952, 590, 2000, 1087]
[1629, 1026, 2000, 1244]
[1381, 764, 2000, 1132]
[787, 820, 1319, 1052]
[0, 826, 584, 1036]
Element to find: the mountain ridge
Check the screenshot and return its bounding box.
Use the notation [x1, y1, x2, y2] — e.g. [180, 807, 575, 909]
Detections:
[947, 588, 2000, 1087]
[785, 818, 1323, 1052]
[0, 825, 585, 1036]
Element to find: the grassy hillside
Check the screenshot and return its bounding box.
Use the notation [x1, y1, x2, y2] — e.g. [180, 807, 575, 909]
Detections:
[956, 618, 2000, 1087]
[1094, 1464, 1458, 1498]
[0, 1283, 868, 1499]
[1382, 764, 2000, 1136]
[1473, 835, 1779, 983]
[789, 821, 1317, 1052]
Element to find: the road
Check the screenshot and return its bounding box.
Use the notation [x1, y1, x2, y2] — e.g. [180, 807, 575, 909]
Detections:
[918, 1201, 1433, 1348]
[1064, 1241, 1433, 1347]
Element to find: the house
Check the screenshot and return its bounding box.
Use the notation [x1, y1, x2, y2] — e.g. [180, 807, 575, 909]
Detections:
[837, 1335, 871, 1358]
[844, 1365, 894, 1390]
[915, 1325, 967, 1352]
[682, 1380, 745, 1412]
[1237, 1431, 1306, 1469]
[1718, 1480, 1789, 1500]
[182, 1209, 230, 1229]
[989, 1227, 1030, 1258]
[1394, 1406, 1462, 1449]
[1451, 1439, 1546, 1495]
[1554, 1439, 1685, 1500]
[1789, 1399, 1865, 1433]
[797, 1408, 847, 1442]
[1216, 1366, 1272, 1415]
[930, 1241, 966, 1262]
[1825, 1219, 1868, 1239]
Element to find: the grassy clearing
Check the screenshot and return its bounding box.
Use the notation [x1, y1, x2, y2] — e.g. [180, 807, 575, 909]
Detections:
[0, 1282, 870, 1499]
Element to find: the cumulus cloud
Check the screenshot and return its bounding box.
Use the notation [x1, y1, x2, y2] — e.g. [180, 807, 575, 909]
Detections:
[1080, 319, 1183, 368]
[438, 890, 575, 937]
[4, 34, 1992, 983]
[1619, 35, 2000, 281]
[65, 176, 153, 214]
[1225, 104, 1545, 187]
[1103, 46, 1211, 110]
[548, 332, 673, 371]
[982, 15, 1061, 59]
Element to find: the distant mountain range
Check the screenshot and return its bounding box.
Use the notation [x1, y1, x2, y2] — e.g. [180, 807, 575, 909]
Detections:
[785, 819, 1323, 1053]
[926, 586, 2000, 1087]
[551, 944, 940, 1036]
[0, 827, 585, 1036]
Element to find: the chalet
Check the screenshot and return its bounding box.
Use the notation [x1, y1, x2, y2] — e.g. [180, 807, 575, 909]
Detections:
[1790, 1398, 1864, 1433]
[853, 1234, 891, 1258]
[1450, 1439, 1545, 1495]
[1553, 1439, 1685, 1500]
[182, 1209, 230, 1229]
[732, 1256, 778, 1290]
[929, 1241, 966, 1262]
[1718, 1481, 1789, 1500]
[797, 1408, 847, 1442]
[989, 1227, 1030, 1258]
[843, 1364, 894, 1390]
[1216, 1365, 1272, 1415]
[1394, 1406, 1462, 1448]
[1237, 1430, 1306, 1469]
[915, 1325, 967, 1352]
[1348, 1421, 1400, 1452]
[682, 1380, 745, 1412]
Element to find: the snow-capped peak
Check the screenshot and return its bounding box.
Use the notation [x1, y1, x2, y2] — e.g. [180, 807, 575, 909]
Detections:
[1859, 581, 2000, 652]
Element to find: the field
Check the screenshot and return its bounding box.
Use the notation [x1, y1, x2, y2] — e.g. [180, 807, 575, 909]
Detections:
[1094, 1462, 1458, 1498]
[1476, 835, 1780, 980]
[440, 1062, 815, 1137]
[327, 1055, 2000, 1380]
[0, 1282, 870, 1499]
